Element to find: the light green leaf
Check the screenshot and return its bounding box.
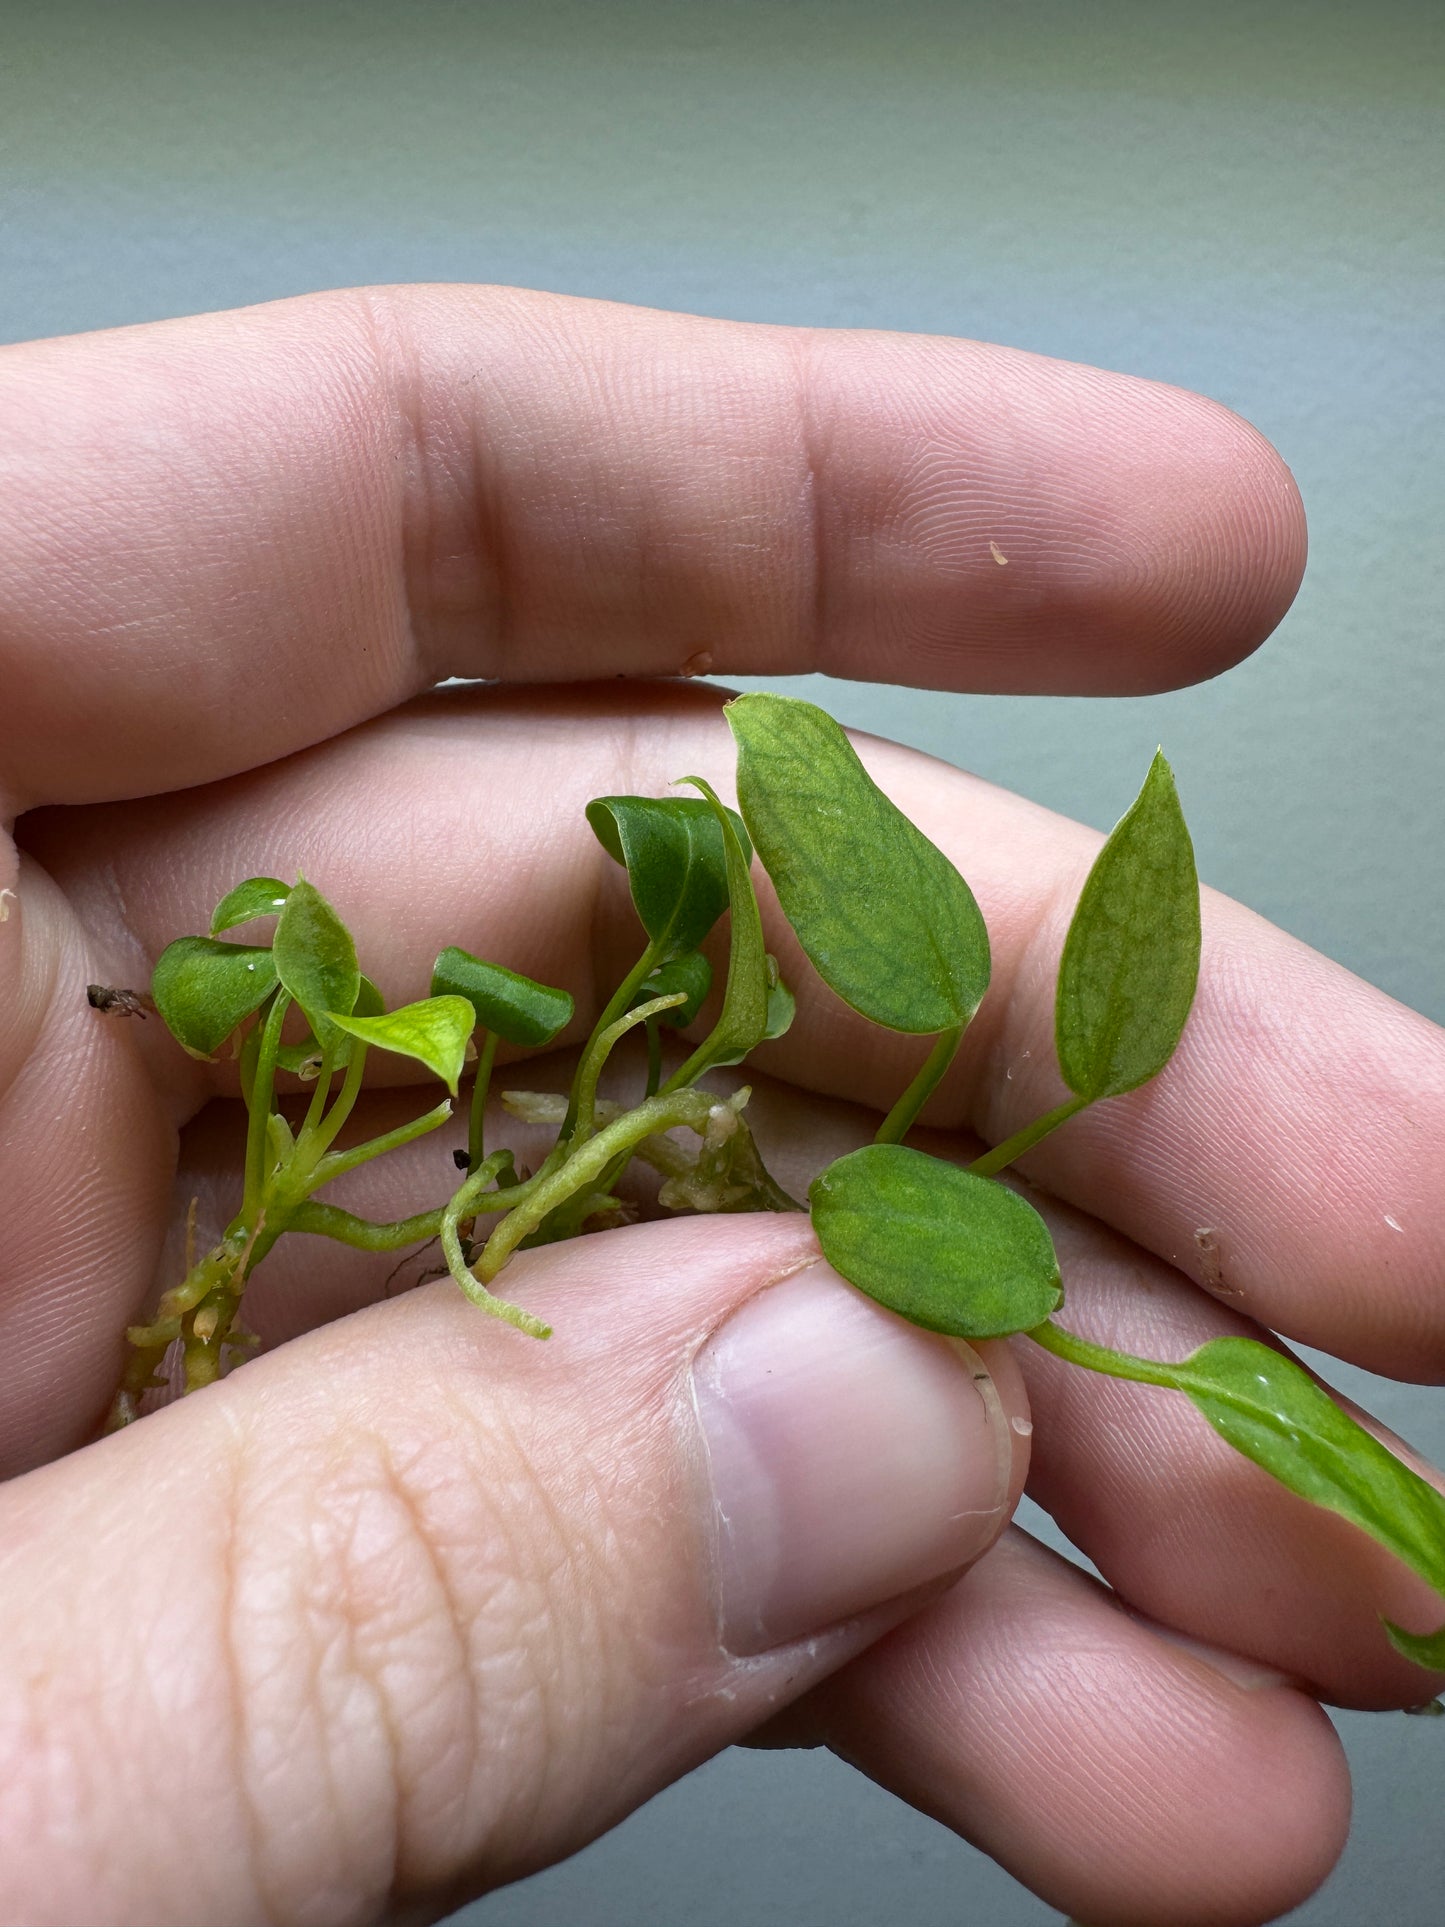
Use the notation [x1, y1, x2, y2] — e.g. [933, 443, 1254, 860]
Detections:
[586, 795, 753, 961]
[1055, 751, 1200, 1102]
[272, 879, 360, 1038]
[810, 1145, 1063, 1339]
[630, 950, 712, 1029]
[1177, 1337, 1445, 1623]
[209, 876, 290, 937]
[151, 938, 278, 1058]
[326, 994, 476, 1096]
[431, 948, 575, 1047]
[726, 693, 989, 1034]
[708, 955, 795, 1069]
[668, 777, 770, 1082]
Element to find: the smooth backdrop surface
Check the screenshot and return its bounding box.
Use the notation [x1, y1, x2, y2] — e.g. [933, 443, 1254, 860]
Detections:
[3, 4, 1441, 1921]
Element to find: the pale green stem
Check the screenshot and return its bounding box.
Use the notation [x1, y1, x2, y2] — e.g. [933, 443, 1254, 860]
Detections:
[560, 940, 658, 1136]
[969, 1092, 1090, 1179]
[297, 1036, 342, 1148]
[475, 1087, 716, 1284]
[468, 1029, 499, 1173]
[243, 991, 292, 1215]
[307, 1097, 453, 1190]
[875, 1025, 964, 1145]
[571, 990, 686, 1144]
[288, 1201, 447, 1251]
[440, 1150, 552, 1336]
[308, 1035, 370, 1160]
[1027, 1318, 1181, 1389]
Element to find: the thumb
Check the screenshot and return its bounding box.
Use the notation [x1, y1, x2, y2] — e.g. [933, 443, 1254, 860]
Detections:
[0, 1213, 1028, 1927]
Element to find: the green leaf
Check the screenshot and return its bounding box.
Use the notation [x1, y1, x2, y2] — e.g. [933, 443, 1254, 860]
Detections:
[431, 948, 575, 1047]
[726, 693, 989, 1034]
[1055, 751, 1201, 1102]
[272, 878, 360, 1038]
[1385, 1621, 1445, 1670]
[586, 795, 753, 961]
[810, 1145, 1063, 1339]
[630, 950, 712, 1029]
[668, 778, 770, 1082]
[151, 938, 278, 1058]
[326, 994, 476, 1096]
[209, 876, 290, 937]
[708, 955, 795, 1070]
[1176, 1336, 1445, 1615]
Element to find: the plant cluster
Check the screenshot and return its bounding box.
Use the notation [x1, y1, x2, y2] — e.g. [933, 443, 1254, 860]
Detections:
[107, 694, 1445, 1669]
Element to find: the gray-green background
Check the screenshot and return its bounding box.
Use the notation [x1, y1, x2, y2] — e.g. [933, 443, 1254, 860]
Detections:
[3, 2, 1441, 1920]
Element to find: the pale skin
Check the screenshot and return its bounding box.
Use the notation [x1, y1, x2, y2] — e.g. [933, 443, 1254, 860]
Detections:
[0, 286, 1442, 1927]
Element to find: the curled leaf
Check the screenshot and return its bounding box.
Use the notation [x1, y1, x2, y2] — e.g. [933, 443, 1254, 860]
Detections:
[810, 1145, 1063, 1339]
[210, 876, 291, 937]
[630, 950, 712, 1029]
[586, 794, 752, 961]
[669, 777, 770, 1082]
[432, 948, 575, 1047]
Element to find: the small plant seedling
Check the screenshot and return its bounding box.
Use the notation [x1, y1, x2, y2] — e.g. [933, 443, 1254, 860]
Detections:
[107, 695, 1445, 1671]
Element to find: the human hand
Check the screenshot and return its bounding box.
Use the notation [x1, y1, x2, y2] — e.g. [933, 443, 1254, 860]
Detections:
[1, 288, 1440, 1927]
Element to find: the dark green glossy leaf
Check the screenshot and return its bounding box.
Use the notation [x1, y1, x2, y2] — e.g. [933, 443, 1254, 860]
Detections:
[810, 1145, 1063, 1339]
[431, 948, 574, 1047]
[151, 938, 278, 1059]
[209, 876, 290, 937]
[727, 693, 989, 1034]
[670, 777, 770, 1080]
[630, 950, 712, 1029]
[326, 994, 476, 1095]
[1176, 1337, 1445, 1620]
[586, 795, 752, 962]
[275, 976, 383, 1075]
[1055, 751, 1200, 1102]
[272, 878, 360, 1037]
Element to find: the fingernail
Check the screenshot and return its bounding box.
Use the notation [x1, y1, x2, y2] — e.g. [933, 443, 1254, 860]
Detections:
[693, 1263, 1015, 1654]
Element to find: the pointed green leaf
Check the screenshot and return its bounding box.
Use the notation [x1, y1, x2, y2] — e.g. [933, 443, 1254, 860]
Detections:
[272, 879, 360, 1037]
[151, 938, 278, 1058]
[431, 948, 574, 1047]
[669, 777, 770, 1081]
[1176, 1337, 1445, 1624]
[586, 795, 753, 961]
[209, 876, 290, 937]
[1055, 751, 1201, 1102]
[726, 693, 989, 1034]
[810, 1145, 1063, 1339]
[326, 994, 476, 1096]
[630, 950, 712, 1029]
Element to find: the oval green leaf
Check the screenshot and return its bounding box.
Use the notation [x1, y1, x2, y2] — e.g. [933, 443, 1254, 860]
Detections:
[726, 693, 989, 1034]
[326, 994, 476, 1096]
[630, 949, 712, 1029]
[1176, 1335, 1445, 1614]
[272, 878, 360, 1037]
[151, 938, 278, 1059]
[431, 948, 575, 1047]
[210, 876, 290, 937]
[586, 795, 753, 961]
[1055, 751, 1201, 1102]
[810, 1144, 1063, 1339]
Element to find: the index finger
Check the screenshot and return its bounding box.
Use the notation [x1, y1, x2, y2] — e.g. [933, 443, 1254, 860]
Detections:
[0, 284, 1304, 811]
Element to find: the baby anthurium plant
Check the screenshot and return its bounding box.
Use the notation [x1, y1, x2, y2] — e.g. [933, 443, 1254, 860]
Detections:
[106, 694, 1445, 1672]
